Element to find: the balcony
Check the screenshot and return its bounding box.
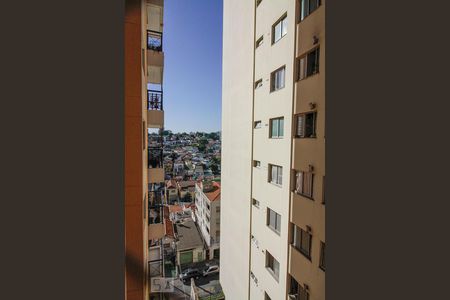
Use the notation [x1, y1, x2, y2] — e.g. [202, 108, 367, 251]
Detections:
[147, 30, 164, 73]
[148, 145, 164, 183]
[147, 30, 163, 52]
[147, 90, 164, 128]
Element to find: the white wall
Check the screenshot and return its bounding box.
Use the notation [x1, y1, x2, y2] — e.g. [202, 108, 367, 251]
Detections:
[220, 0, 255, 299]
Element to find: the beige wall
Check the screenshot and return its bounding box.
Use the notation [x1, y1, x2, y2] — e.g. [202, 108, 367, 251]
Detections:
[222, 1, 325, 300]
[220, 0, 255, 299]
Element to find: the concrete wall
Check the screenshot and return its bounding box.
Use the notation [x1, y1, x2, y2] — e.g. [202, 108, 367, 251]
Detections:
[220, 0, 255, 299]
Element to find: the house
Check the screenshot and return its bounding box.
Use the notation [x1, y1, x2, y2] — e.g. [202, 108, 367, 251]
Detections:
[194, 180, 221, 260]
[177, 180, 196, 202]
[175, 220, 205, 268]
[165, 179, 178, 203]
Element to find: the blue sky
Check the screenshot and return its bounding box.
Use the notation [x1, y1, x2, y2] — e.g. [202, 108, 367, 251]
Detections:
[160, 0, 223, 133]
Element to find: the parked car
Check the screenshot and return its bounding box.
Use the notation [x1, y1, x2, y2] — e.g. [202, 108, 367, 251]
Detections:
[202, 265, 220, 277]
[180, 268, 202, 283]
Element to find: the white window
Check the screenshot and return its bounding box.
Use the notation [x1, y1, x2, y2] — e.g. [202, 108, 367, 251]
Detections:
[272, 14, 287, 44]
[270, 66, 285, 91]
[266, 251, 280, 280]
[294, 170, 314, 198]
[269, 164, 282, 185]
[270, 117, 284, 138]
[267, 208, 281, 234]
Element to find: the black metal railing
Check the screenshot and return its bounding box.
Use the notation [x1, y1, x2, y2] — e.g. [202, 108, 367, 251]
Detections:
[147, 90, 163, 110]
[147, 30, 163, 51]
[149, 206, 163, 225]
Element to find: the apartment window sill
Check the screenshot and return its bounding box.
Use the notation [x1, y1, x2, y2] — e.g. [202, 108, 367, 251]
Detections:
[296, 72, 320, 83]
[292, 245, 312, 261]
[293, 191, 314, 201]
[267, 225, 281, 236]
[272, 34, 287, 46]
[269, 86, 286, 94]
[269, 136, 284, 139]
[265, 267, 280, 282]
[294, 136, 317, 139]
[269, 182, 283, 188]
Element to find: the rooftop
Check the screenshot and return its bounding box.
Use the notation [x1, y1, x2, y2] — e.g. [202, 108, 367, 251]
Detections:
[175, 220, 204, 251]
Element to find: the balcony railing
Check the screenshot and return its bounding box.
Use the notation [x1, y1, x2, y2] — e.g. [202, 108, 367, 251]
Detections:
[147, 90, 163, 110]
[147, 30, 163, 51]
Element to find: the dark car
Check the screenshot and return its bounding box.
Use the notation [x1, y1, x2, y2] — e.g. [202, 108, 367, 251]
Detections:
[180, 268, 202, 283]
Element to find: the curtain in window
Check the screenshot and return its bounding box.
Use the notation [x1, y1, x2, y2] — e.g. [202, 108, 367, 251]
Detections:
[296, 171, 303, 194]
[279, 118, 284, 137]
[274, 22, 282, 42]
[298, 57, 306, 80]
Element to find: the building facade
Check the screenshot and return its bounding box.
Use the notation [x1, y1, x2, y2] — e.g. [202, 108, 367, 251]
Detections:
[125, 0, 165, 299]
[194, 181, 221, 260]
[221, 1, 325, 300]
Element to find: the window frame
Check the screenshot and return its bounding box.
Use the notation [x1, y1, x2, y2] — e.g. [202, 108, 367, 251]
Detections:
[270, 65, 286, 92]
[269, 164, 283, 186]
[319, 241, 325, 271]
[299, 0, 321, 22]
[292, 224, 312, 260]
[297, 47, 320, 81]
[266, 208, 281, 235]
[254, 78, 263, 89]
[269, 117, 284, 138]
[295, 111, 317, 138]
[294, 170, 314, 199]
[256, 35, 264, 48]
[272, 13, 288, 44]
[265, 251, 280, 281]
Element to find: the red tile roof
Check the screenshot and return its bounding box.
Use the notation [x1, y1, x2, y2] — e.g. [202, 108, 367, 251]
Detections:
[205, 182, 221, 202]
[164, 218, 175, 239]
[168, 205, 183, 213]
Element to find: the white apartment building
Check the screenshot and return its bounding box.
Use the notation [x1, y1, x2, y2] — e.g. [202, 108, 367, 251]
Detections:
[221, 1, 325, 300]
[194, 180, 221, 260]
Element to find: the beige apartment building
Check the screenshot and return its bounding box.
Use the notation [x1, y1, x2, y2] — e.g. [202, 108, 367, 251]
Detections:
[125, 0, 166, 299]
[221, 0, 325, 299]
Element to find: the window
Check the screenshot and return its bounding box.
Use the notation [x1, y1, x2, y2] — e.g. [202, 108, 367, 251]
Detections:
[269, 164, 282, 185]
[254, 121, 262, 129]
[270, 117, 284, 138]
[298, 47, 320, 80]
[256, 36, 263, 48]
[300, 0, 321, 21]
[270, 66, 285, 91]
[253, 160, 261, 168]
[319, 241, 325, 271]
[266, 251, 280, 280]
[294, 170, 314, 199]
[267, 208, 281, 234]
[255, 79, 263, 89]
[292, 224, 312, 259]
[289, 275, 310, 300]
[272, 14, 287, 44]
[296, 112, 316, 138]
[252, 198, 260, 208]
[216, 206, 220, 213]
